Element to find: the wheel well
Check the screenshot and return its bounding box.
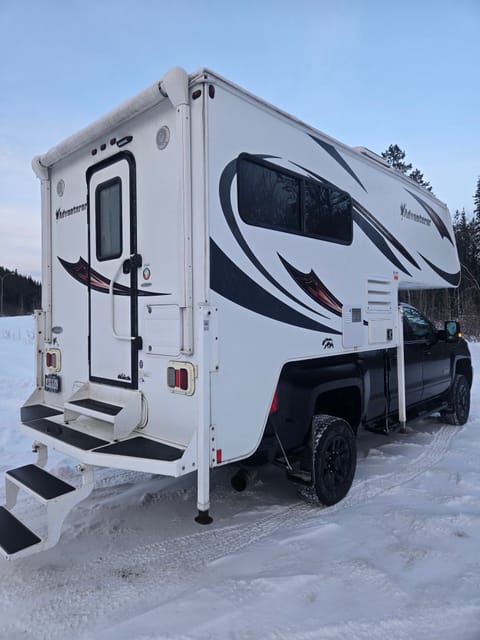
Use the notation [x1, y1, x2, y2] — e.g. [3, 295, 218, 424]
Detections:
[455, 358, 473, 387]
[314, 386, 361, 433]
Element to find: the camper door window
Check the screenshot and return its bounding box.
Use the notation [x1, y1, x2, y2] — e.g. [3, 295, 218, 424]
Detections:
[237, 155, 352, 245]
[95, 178, 123, 261]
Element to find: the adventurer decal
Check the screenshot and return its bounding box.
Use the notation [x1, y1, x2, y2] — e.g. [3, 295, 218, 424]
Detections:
[58, 257, 168, 296]
[55, 203, 87, 220]
[404, 189, 454, 245]
[400, 203, 431, 226]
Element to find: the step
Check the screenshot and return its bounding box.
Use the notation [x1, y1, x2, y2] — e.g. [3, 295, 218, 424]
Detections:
[6, 465, 75, 502]
[64, 399, 120, 424]
[22, 416, 108, 451]
[68, 398, 122, 417]
[64, 383, 144, 439]
[0, 506, 41, 556]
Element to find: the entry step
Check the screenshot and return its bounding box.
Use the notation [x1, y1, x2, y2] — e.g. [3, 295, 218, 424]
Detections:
[68, 398, 122, 416]
[0, 506, 41, 555]
[6, 465, 76, 502]
[64, 382, 144, 439]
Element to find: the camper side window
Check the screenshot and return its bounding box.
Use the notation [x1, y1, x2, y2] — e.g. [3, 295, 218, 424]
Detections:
[96, 178, 122, 261]
[304, 180, 352, 244]
[237, 155, 352, 244]
[237, 159, 301, 233]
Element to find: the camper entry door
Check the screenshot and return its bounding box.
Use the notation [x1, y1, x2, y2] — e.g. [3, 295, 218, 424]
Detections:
[87, 153, 139, 389]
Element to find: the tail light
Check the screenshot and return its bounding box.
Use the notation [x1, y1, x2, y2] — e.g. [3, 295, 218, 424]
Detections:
[167, 361, 195, 396]
[45, 348, 61, 373]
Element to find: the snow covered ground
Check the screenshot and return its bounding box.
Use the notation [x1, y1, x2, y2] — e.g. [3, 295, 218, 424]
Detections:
[0, 315, 479, 640]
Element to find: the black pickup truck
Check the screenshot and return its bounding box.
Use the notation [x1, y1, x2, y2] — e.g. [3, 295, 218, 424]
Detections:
[249, 304, 472, 505]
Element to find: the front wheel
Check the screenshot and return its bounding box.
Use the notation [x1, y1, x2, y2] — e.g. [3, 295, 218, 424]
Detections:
[312, 415, 357, 506]
[441, 374, 470, 426]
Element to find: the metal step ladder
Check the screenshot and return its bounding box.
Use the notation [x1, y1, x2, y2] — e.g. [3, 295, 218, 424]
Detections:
[64, 382, 144, 440]
[0, 444, 94, 559]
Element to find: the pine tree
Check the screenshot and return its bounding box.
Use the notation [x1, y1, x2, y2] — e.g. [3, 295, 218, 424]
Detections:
[408, 168, 432, 192]
[381, 144, 413, 173]
[381, 144, 433, 193]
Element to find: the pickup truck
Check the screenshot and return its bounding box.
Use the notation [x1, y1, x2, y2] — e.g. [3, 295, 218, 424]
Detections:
[247, 304, 472, 506]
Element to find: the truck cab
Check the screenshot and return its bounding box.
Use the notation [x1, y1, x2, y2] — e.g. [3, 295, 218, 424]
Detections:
[260, 304, 472, 505]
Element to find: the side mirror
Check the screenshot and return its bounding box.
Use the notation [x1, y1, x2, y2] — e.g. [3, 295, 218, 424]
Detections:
[444, 320, 461, 342]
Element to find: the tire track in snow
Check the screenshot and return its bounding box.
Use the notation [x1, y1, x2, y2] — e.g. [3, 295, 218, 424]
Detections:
[265, 602, 480, 640]
[0, 423, 460, 640]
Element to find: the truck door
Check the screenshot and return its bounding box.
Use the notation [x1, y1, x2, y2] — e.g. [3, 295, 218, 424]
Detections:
[87, 152, 141, 389]
[402, 306, 450, 400]
[402, 305, 451, 404]
[401, 309, 425, 407]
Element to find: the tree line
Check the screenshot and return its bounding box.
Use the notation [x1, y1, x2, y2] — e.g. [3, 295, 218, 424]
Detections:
[0, 267, 41, 316]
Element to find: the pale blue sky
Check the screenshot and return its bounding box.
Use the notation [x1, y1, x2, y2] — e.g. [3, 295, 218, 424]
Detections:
[1, 0, 479, 280]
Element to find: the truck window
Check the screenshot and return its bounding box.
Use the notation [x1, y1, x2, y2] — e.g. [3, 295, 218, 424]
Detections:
[95, 177, 122, 261]
[402, 306, 435, 342]
[237, 155, 352, 245]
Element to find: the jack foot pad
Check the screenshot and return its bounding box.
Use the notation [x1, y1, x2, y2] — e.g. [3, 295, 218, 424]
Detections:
[195, 509, 213, 525]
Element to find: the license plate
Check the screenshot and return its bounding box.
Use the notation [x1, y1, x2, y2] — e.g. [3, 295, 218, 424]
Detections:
[45, 374, 61, 393]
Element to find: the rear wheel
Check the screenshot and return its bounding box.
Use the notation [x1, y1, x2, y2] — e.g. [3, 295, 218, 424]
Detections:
[441, 374, 470, 426]
[312, 415, 356, 506]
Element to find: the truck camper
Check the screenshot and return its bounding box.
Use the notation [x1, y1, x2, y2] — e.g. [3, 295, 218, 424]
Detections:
[0, 67, 471, 558]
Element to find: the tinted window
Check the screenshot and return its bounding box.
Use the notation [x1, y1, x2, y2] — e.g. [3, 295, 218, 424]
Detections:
[96, 178, 122, 261]
[403, 306, 435, 341]
[237, 155, 352, 244]
[304, 180, 352, 243]
[237, 159, 300, 232]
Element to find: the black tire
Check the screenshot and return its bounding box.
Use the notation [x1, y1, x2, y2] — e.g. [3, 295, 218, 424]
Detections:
[442, 374, 470, 426]
[312, 415, 357, 506]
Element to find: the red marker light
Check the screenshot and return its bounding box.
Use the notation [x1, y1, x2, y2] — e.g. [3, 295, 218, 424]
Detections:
[269, 388, 279, 414]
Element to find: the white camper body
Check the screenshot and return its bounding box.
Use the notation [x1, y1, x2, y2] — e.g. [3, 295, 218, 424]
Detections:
[0, 68, 461, 557]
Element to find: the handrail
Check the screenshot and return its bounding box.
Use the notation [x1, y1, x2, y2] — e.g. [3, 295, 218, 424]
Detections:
[109, 260, 134, 342]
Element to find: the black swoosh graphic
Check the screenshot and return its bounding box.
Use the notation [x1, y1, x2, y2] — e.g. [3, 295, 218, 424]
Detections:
[309, 135, 367, 193]
[418, 254, 460, 286]
[352, 211, 412, 276]
[405, 189, 453, 245]
[353, 199, 420, 270]
[219, 158, 328, 319]
[59, 257, 168, 296]
[210, 240, 340, 335]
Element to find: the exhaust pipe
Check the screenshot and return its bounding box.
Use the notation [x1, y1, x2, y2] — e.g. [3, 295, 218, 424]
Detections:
[230, 468, 256, 492]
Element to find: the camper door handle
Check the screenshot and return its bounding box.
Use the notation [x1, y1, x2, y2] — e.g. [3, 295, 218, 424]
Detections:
[122, 253, 142, 275]
[109, 261, 134, 342]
